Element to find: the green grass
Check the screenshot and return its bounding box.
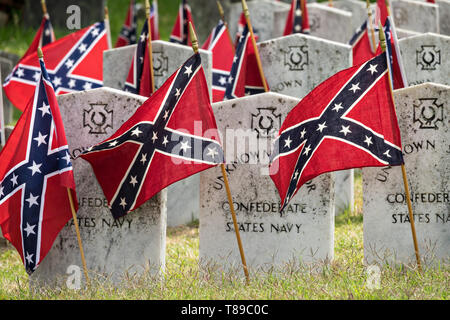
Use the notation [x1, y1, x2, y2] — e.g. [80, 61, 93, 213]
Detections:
[0, 174, 448, 300]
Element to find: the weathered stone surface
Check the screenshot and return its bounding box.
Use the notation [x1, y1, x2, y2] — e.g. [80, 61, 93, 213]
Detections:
[228, 0, 290, 42]
[103, 40, 213, 99]
[257, 33, 352, 99]
[436, 0, 450, 36]
[333, 0, 368, 34]
[335, 170, 354, 215]
[363, 83, 449, 266]
[396, 28, 422, 39]
[22, 0, 106, 29]
[0, 51, 19, 126]
[399, 33, 450, 87]
[306, 3, 353, 44]
[200, 93, 335, 271]
[31, 88, 167, 286]
[392, 0, 439, 34]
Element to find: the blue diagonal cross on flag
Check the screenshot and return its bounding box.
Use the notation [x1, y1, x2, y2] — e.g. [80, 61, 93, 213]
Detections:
[81, 53, 224, 219]
[269, 53, 404, 211]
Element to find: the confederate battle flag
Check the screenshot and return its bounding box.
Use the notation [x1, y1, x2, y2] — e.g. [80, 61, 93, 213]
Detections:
[80, 53, 223, 219]
[0, 52, 77, 274]
[3, 21, 109, 111]
[269, 53, 404, 211]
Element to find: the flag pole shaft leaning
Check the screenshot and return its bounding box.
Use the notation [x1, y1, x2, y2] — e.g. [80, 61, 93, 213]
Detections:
[241, 0, 269, 92]
[328, 0, 333, 7]
[66, 188, 91, 283]
[366, 0, 377, 51]
[146, 0, 156, 94]
[41, 0, 48, 15]
[378, 24, 422, 271]
[38, 46, 91, 282]
[216, 1, 236, 54]
[189, 22, 250, 284]
[104, 5, 112, 49]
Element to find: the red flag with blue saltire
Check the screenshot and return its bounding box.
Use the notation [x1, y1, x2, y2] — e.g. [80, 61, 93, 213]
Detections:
[202, 20, 235, 102]
[3, 21, 109, 111]
[80, 53, 224, 219]
[170, 0, 195, 45]
[224, 24, 266, 100]
[21, 14, 56, 61]
[349, 20, 376, 66]
[383, 16, 407, 89]
[0, 53, 77, 274]
[115, 0, 137, 48]
[283, 0, 310, 36]
[124, 19, 153, 97]
[150, 0, 160, 41]
[269, 53, 404, 211]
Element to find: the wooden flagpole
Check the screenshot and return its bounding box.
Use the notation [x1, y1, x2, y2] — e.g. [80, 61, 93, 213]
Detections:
[378, 25, 422, 272]
[188, 22, 250, 285]
[40, 0, 48, 16]
[216, 0, 236, 54]
[37, 47, 91, 283]
[145, 0, 156, 94]
[328, 0, 333, 7]
[241, 0, 269, 93]
[366, 0, 377, 52]
[104, 5, 112, 49]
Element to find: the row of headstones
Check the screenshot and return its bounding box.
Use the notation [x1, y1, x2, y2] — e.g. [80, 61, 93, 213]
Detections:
[28, 81, 448, 286]
[24, 30, 448, 285]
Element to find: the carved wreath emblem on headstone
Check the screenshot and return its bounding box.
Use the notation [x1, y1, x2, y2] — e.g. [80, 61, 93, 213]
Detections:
[83, 103, 113, 134]
[284, 46, 309, 71]
[413, 98, 444, 129]
[251, 107, 282, 138]
[152, 51, 169, 77]
[416, 45, 441, 71]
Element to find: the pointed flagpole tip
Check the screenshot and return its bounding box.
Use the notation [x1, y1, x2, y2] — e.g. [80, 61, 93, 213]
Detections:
[217, 0, 224, 17]
[145, 0, 150, 18]
[241, 0, 249, 18]
[378, 20, 386, 52]
[37, 47, 44, 59]
[41, 0, 48, 15]
[189, 22, 199, 54]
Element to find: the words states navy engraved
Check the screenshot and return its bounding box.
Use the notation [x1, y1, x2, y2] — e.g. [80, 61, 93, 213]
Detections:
[413, 98, 444, 129]
[284, 46, 309, 71]
[416, 45, 441, 71]
[83, 103, 113, 134]
[251, 107, 282, 138]
[152, 51, 169, 77]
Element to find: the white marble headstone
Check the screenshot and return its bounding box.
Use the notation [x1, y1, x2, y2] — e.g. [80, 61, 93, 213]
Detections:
[363, 83, 449, 266]
[396, 28, 422, 39]
[436, 0, 450, 36]
[306, 3, 353, 44]
[200, 93, 335, 271]
[333, 0, 368, 35]
[392, 0, 439, 34]
[228, 0, 290, 42]
[399, 33, 450, 87]
[31, 88, 167, 286]
[103, 40, 213, 227]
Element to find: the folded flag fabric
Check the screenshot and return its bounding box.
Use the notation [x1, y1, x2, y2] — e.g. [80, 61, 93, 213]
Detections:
[0, 52, 77, 274]
[224, 24, 265, 100]
[202, 20, 235, 102]
[170, 0, 194, 46]
[124, 19, 153, 97]
[349, 20, 376, 66]
[269, 53, 404, 212]
[22, 14, 56, 60]
[383, 16, 407, 90]
[80, 53, 223, 219]
[3, 21, 109, 111]
[115, 0, 137, 48]
[283, 0, 310, 36]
